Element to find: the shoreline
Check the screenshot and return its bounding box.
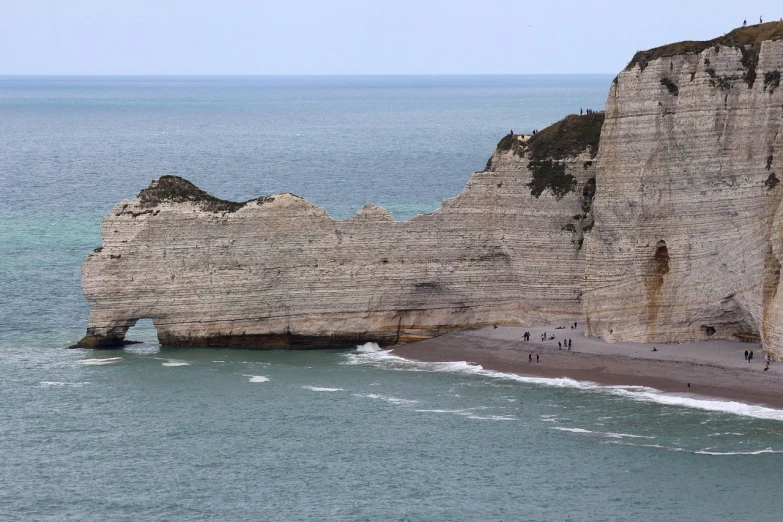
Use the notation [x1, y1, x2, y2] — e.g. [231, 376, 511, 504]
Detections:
[390, 325, 783, 410]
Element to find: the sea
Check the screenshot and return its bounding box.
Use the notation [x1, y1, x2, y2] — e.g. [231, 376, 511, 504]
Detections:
[2, 75, 783, 521]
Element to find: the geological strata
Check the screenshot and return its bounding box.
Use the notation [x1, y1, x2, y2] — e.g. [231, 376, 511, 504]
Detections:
[77, 23, 783, 358]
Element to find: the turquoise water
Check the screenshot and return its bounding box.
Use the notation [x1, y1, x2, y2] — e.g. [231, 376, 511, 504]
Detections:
[2, 76, 783, 520]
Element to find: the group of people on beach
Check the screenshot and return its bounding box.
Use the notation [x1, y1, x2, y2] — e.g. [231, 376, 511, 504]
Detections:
[745, 349, 773, 371]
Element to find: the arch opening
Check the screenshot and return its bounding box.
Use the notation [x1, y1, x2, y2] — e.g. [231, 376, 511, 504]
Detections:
[125, 318, 160, 345]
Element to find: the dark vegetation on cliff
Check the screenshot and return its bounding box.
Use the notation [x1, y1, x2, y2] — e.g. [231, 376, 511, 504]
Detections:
[627, 22, 783, 87]
[491, 113, 605, 200]
[527, 161, 575, 199]
[137, 175, 276, 213]
[525, 113, 603, 200]
[526, 113, 605, 161]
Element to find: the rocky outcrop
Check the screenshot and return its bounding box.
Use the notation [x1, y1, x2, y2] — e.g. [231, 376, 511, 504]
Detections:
[76, 22, 783, 359]
[582, 23, 783, 359]
[76, 120, 601, 348]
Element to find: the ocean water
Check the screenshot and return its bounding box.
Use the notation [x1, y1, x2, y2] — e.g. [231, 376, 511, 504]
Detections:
[2, 76, 783, 520]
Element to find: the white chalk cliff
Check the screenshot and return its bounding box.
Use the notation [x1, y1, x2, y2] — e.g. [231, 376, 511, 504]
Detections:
[77, 125, 598, 348]
[77, 23, 783, 358]
[583, 23, 783, 358]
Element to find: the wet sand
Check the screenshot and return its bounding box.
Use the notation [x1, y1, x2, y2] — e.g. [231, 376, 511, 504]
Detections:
[391, 324, 783, 409]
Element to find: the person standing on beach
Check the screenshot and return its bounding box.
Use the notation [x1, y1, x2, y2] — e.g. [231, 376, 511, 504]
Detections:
[745, 350, 749, 361]
[568, 339, 572, 349]
[558, 341, 562, 349]
[529, 354, 533, 363]
[536, 354, 540, 363]
[750, 350, 754, 362]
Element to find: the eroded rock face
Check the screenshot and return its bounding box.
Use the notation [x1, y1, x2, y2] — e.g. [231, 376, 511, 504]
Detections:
[583, 36, 783, 357]
[77, 23, 783, 358]
[77, 146, 597, 348]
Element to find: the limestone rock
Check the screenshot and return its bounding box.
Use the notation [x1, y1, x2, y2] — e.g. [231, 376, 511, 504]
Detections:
[77, 139, 598, 348]
[583, 24, 783, 359]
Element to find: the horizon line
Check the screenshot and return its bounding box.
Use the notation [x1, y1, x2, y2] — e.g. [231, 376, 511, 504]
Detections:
[0, 72, 618, 77]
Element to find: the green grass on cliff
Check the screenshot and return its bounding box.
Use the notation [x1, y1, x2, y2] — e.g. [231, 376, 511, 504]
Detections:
[491, 113, 604, 200]
[526, 160, 576, 200]
[137, 175, 275, 213]
[626, 21, 783, 86]
[525, 112, 605, 161]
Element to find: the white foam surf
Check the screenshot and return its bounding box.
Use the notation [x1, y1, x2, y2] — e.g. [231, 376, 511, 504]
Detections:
[357, 393, 418, 405]
[554, 427, 654, 439]
[465, 414, 516, 421]
[40, 381, 86, 387]
[414, 409, 470, 415]
[80, 357, 122, 365]
[553, 427, 593, 434]
[343, 349, 783, 421]
[302, 386, 343, 392]
[247, 376, 269, 383]
[693, 448, 783, 456]
[162, 360, 190, 367]
[355, 342, 383, 353]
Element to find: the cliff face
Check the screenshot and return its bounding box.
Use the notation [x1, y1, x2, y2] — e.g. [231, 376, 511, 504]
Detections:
[583, 25, 783, 357]
[77, 23, 783, 358]
[77, 129, 599, 348]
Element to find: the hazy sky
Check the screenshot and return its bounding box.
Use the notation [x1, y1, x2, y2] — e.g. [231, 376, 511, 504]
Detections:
[1, 0, 780, 75]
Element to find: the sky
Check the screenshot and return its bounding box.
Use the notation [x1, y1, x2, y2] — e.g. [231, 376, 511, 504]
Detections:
[1, 0, 781, 75]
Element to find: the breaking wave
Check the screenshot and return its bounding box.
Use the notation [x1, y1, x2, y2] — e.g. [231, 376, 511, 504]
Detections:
[80, 357, 122, 365]
[162, 360, 190, 367]
[355, 342, 383, 353]
[553, 427, 654, 439]
[356, 393, 418, 405]
[302, 386, 343, 392]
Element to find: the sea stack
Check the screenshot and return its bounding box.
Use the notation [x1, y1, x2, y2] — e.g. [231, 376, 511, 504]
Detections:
[76, 23, 783, 358]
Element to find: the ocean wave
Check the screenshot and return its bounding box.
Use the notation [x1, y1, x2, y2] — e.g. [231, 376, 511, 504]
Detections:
[553, 427, 593, 434]
[40, 381, 87, 387]
[343, 349, 783, 421]
[356, 393, 418, 405]
[553, 427, 655, 439]
[414, 409, 470, 414]
[302, 386, 343, 392]
[693, 448, 783, 456]
[355, 342, 383, 353]
[162, 360, 190, 367]
[607, 440, 782, 456]
[80, 357, 122, 365]
[466, 414, 516, 421]
[247, 375, 269, 383]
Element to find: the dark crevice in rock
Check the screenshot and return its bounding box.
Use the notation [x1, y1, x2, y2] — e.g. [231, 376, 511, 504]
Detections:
[765, 172, 779, 190]
[765, 70, 781, 92]
[660, 77, 679, 95]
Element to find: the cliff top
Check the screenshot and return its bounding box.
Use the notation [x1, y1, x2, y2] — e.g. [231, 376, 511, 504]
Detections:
[137, 175, 276, 212]
[626, 21, 783, 75]
[497, 112, 605, 161]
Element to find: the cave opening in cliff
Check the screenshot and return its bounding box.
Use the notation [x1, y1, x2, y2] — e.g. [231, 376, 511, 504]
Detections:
[654, 240, 670, 276]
